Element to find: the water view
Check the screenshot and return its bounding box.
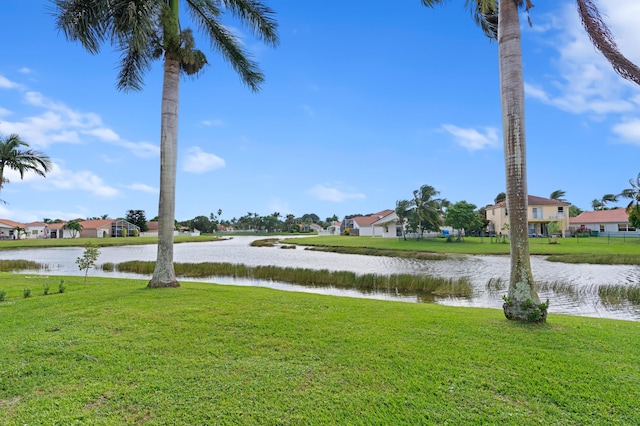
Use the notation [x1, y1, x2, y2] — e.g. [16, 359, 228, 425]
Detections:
[3, 236, 640, 321]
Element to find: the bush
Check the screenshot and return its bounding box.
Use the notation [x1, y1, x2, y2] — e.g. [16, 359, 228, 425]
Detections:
[23, 288, 31, 298]
[0, 289, 6, 301]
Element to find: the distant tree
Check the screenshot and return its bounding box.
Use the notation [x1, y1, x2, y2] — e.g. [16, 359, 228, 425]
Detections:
[600, 194, 618, 210]
[189, 215, 214, 233]
[64, 220, 83, 238]
[13, 226, 27, 240]
[591, 199, 603, 211]
[43, 218, 52, 224]
[413, 185, 447, 234]
[494, 192, 506, 204]
[0, 134, 52, 196]
[395, 199, 413, 240]
[126, 210, 148, 232]
[444, 201, 482, 242]
[620, 172, 640, 216]
[549, 190, 566, 201]
[569, 205, 583, 217]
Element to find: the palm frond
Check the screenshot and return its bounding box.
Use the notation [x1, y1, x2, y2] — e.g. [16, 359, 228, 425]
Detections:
[215, 0, 279, 46]
[577, 0, 640, 86]
[186, 2, 265, 91]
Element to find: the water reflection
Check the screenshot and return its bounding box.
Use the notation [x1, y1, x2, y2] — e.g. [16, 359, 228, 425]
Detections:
[3, 236, 640, 321]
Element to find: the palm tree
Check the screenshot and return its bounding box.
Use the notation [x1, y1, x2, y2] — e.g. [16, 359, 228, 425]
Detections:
[54, 0, 279, 288]
[0, 134, 52, 195]
[600, 193, 618, 210]
[395, 199, 414, 240]
[412, 185, 447, 235]
[494, 192, 506, 204]
[549, 190, 566, 202]
[620, 173, 640, 214]
[64, 219, 84, 238]
[421, 0, 640, 322]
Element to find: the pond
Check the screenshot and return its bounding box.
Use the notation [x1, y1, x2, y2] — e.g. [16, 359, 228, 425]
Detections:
[2, 236, 640, 321]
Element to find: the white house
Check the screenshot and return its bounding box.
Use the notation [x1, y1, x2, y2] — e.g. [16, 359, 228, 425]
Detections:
[341, 210, 394, 236]
[25, 221, 47, 239]
[0, 219, 26, 239]
[569, 209, 636, 236]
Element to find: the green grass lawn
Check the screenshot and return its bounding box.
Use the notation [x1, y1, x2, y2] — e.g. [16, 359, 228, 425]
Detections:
[0, 235, 221, 250]
[285, 235, 640, 263]
[2, 273, 639, 425]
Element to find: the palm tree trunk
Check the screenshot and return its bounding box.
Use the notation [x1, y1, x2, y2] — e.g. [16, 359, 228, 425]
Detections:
[498, 0, 543, 321]
[148, 55, 180, 288]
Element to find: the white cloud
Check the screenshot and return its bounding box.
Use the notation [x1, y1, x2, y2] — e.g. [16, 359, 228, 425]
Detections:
[307, 184, 366, 202]
[182, 146, 226, 173]
[613, 119, 640, 144]
[18, 67, 32, 75]
[4, 162, 119, 198]
[201, 119, 224, 127]
[441, 124, 499, 151]
[84, 128, 120, 142]
[0, 107, 11, 117]
[0, 75, 22, 89]
[124, 183, 158, 194]
[525, 2, 640, 116]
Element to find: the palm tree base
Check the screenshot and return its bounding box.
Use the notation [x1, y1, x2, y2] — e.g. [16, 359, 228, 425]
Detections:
[503, 300, 548, 323]
[147, 279, 180, 288]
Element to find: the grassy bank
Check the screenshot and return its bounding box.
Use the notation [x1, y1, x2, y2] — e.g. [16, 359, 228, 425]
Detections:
[1, 274, 639, 424]
[0, 235, 221, 250]
[286, 235, 640, 264]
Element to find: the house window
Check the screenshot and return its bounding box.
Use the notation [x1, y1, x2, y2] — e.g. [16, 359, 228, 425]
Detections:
[557, 206, 564, 218]
[618, 224, 636, 232]
[31, 230, 38, 235]
[505, 208, 508, 216]
[600, 224, 605, 233]
[532, 208, 542, 219]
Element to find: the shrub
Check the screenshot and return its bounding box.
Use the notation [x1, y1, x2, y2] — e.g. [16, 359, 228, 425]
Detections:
[58, 279, 66, 294]
[43, 283, 50, 295]
[23, 288, 32, 298]
[0, 289, 6, 301]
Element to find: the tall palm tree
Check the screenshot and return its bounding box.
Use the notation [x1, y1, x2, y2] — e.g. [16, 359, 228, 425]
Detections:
[0, 134, 52, 195]
[421, 0, 640, 322]
[53, 0, 279, 288]
[412, 185, 447, 234]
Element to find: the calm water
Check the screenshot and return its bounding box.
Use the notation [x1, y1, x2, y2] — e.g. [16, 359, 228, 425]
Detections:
[3, 236, 640, 321]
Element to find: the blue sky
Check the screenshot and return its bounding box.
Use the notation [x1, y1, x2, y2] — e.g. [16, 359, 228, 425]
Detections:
[2, 1, 640, 224]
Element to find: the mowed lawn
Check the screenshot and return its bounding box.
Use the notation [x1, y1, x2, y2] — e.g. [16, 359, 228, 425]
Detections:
[1, 273, 639, 425]
[287, 235, 640, 257]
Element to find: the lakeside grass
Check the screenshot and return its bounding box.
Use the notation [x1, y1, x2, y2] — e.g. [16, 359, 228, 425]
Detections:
[105, 260, 473, 296]
[1, 273, 639, 424]
[0, 235, 221, 250]
[286, 235, 640, 264]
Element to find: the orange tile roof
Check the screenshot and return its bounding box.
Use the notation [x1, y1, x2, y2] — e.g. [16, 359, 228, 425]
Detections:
[0, 219, 26, 228]
[79, 219, 114, 229]
[570, 209, 629, 224]
[488, 195, 570, 209]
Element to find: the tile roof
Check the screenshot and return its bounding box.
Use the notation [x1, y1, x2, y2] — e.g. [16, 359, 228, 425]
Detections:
[80, 219, 114, 229]
[352, 210, 395, 227]
[0, 219, 26, 228]
[570, 209, 629, 224]
[488, 195, 570, 209]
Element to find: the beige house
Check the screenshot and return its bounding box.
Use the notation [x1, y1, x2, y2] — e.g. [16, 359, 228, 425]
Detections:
[486, 195, 571, 237]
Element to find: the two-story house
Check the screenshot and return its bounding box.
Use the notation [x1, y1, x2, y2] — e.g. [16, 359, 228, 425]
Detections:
[485, 195, 571, 237]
